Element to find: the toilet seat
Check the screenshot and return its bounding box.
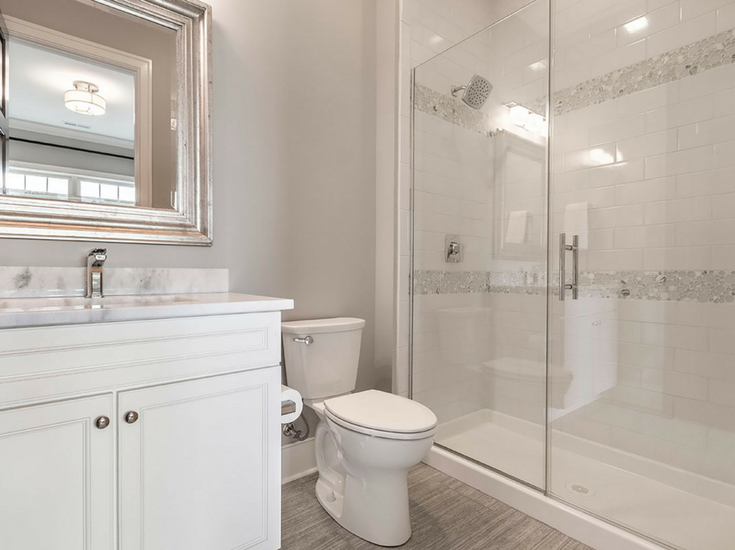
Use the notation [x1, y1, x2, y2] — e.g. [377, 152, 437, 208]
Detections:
[324, 390, 437, 440]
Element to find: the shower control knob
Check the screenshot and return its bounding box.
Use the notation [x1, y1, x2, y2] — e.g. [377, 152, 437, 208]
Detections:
[95, 416, 110, 430]
[124, 411, 139, 424]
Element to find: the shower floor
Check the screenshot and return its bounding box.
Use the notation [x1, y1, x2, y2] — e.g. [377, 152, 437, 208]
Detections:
[437, 409, 735, 550]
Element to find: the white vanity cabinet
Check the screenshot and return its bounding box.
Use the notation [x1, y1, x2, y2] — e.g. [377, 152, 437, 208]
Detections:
[118, 369, 280, 550]
[0, 394, 115, 550]
[0, 303, 288, 550]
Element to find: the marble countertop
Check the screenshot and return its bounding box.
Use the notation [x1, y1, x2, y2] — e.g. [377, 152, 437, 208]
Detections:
[0, 293, 295, 329]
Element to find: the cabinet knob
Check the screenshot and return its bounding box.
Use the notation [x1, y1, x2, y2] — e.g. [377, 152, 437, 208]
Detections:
[124, 411, 139, 424]
[95, 416, 110, 430]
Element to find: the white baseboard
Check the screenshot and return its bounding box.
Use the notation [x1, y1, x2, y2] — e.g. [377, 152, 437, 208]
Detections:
[281, 437, 317, 485]
[424, 446, 667, 550]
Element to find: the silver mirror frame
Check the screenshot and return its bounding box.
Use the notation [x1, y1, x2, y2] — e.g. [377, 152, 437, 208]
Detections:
[0, 0, 213, 246]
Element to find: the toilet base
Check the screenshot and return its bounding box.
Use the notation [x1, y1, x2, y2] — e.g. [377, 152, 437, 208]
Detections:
[312, 420, 418, 547]
[315, 470, 412, 548]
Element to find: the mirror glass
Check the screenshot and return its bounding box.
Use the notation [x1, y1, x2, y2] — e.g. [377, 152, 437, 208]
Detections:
[1, 0, 177, 209]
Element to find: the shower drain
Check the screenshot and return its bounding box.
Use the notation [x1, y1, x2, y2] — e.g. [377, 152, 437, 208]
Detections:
[565, 482, 595, 496]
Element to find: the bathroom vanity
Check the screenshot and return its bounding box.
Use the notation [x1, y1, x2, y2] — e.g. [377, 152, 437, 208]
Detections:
[0, 293, 293, 550]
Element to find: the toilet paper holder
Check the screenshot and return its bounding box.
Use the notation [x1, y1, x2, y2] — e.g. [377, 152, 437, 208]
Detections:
[281, 399, 297, 416]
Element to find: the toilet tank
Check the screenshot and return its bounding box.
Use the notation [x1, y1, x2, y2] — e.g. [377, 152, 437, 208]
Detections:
[281, 318, 365, 400]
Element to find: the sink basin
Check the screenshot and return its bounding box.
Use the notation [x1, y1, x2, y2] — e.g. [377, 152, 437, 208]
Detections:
[0, 294, 197, 313]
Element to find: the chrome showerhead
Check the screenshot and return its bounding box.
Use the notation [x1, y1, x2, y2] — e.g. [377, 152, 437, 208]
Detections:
[451, 74, 493, 110]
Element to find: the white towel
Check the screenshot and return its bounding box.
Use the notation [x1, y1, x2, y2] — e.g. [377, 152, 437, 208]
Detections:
[505, 210, 528, 244]
[564, 202, 589, 249]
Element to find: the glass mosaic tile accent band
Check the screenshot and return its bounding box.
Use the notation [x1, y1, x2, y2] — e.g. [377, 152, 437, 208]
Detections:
[415, 28, 735, 128]
[414, 83, 494, 135]
[554, 28, 735, 115]
[414, 269, 735, 303]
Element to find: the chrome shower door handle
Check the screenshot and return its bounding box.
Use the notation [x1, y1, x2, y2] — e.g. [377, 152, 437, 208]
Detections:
[559, 233, 579, 301]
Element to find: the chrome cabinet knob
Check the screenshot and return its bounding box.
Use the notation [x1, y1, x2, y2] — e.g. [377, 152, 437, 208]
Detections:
[95, 416, 110, 430]
[124, 411, 139, 424]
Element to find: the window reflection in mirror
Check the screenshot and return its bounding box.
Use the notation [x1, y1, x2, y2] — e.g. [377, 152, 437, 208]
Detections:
[0, 0, 177, 210]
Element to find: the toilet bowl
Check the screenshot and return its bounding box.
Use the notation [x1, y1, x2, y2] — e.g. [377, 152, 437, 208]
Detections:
[282, 319, 437, 547]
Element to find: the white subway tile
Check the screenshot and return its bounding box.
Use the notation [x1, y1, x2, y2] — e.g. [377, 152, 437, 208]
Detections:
[646, 12, 717, 58]
[711, 245, 735, 269]
[679, 63, 735, 102]
[646, 98, 716, 134]
[643, 246, 712, 270]
[617, 2, 681, 47]
[641, 323, 710, 351]
[590, 160, 646, 188]
[564, 143, 618, 172]
[613, 384, 675, 414]
[590, 39, 647, 79]
[677, 166, 735, 198]
[645, 146, 714, 178]
[680, 0, 734, 21]
[709, 378, 735, 407]
[562, 29, 617, 68]
[717, 2, 735, 31]
[590, 113, 646, 145]
[589, 0, 648, 36]
[614, 223, 676, 248]
[676, 219, 735, 246]
[715, 140, 735, 168]
[586, 248, 644, 270]
[588, 204, 645, 229]
[644, 196, 713, 224]
[618, 129, 678, 161]
[679, 115, 735, 150]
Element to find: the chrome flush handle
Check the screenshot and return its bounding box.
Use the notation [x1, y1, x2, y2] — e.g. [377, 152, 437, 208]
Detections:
[293, 336, 314, 345]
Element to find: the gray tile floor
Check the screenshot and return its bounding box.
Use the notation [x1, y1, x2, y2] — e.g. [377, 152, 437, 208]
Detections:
[282, 464, 594, 550]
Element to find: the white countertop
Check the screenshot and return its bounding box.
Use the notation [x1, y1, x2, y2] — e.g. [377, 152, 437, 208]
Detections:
[0, 292, 295, 329]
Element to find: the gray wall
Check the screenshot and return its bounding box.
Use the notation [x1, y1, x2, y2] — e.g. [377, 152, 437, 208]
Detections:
[0, 0, 378, 392]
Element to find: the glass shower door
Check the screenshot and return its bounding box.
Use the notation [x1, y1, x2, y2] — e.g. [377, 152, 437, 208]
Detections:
[548, 2, 735, 547]
[411, 0, 550, 489]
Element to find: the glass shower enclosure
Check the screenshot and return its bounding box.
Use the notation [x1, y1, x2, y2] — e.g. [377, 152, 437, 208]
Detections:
[410, 2, 735, 549]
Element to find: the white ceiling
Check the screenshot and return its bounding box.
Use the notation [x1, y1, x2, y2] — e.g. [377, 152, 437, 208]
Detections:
[9, 39, 135, 142]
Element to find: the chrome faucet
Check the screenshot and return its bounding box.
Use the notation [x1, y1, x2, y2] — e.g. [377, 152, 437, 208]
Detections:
[86, 248, 107, 298]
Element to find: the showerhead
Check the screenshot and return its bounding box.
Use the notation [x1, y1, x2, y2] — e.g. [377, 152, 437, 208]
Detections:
[451, 75, 493, 110]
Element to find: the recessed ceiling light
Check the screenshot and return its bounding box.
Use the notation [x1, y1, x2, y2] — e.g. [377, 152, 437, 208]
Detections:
[64, 81, 106, 116]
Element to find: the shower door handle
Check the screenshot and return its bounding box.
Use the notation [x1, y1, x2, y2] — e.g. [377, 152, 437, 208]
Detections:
[559, 233, 579, 301]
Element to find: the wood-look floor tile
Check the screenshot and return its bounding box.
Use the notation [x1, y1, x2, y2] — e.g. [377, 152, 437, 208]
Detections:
[281, 464, 594, 550]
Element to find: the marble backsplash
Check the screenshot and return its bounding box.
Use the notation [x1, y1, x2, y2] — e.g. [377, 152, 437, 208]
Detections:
[0, 267, 228, 298]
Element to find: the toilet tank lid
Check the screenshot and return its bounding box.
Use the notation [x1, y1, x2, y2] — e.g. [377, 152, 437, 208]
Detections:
[281, 317, 365, 335]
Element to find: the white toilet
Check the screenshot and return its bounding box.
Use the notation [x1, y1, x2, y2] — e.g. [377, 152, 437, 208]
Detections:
[282, 318, 437, 547]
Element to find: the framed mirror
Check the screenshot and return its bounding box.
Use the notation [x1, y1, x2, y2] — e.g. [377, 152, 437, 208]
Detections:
[0, 0, 212, 245]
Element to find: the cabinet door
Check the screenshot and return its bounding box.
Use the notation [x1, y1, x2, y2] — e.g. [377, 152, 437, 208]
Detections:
[0, 394, 114, 550]
[119, 367, 281, 550]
